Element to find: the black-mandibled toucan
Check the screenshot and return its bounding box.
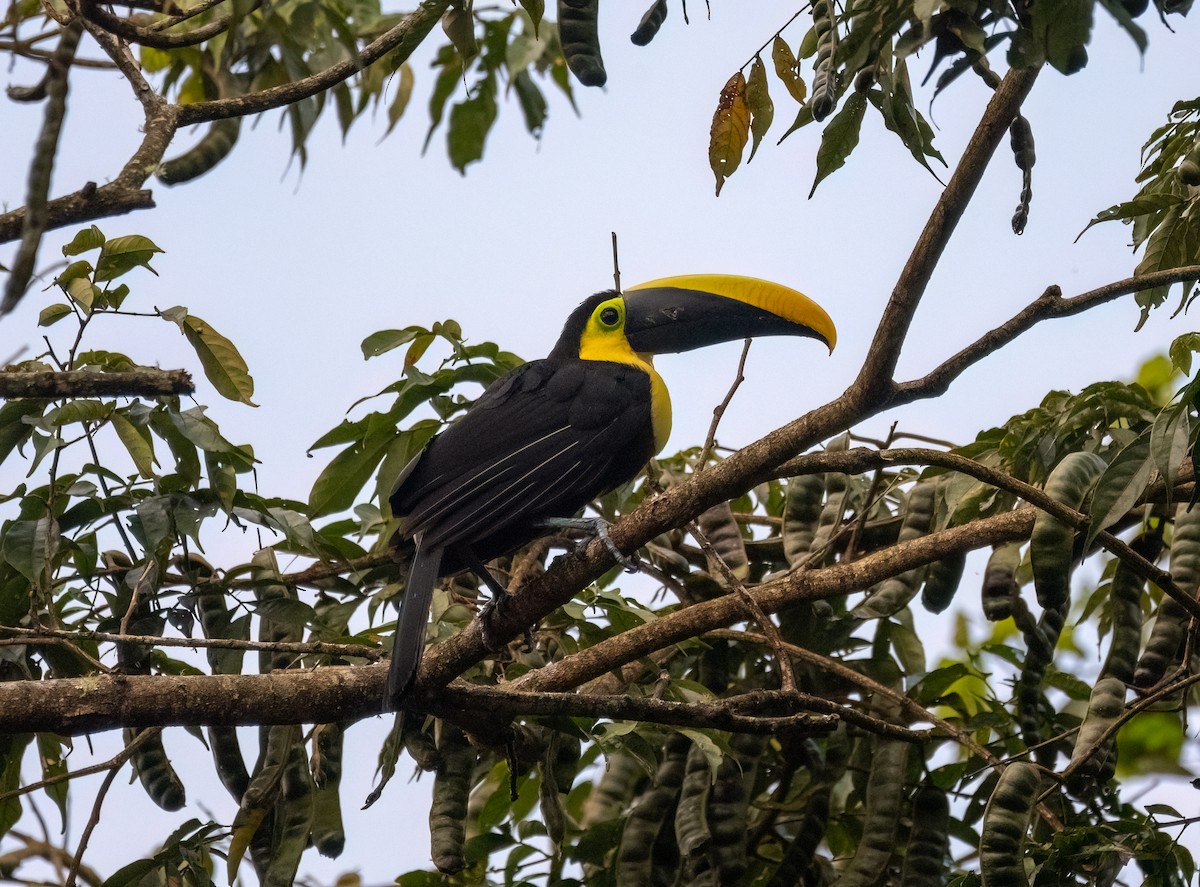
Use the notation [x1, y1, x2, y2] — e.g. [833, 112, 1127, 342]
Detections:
[384, 274, 836, 706]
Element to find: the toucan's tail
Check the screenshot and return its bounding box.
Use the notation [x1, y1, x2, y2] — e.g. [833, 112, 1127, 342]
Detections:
[384, 535, 443, 708]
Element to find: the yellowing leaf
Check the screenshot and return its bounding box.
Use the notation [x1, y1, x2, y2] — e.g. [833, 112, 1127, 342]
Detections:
[770, 36, 806, 104]
[111, 412, 156, 478]
[384, 63, 414, 137]
[179, 314, 257, 406]
[709, 72, 749, 197]
[745, 55, 774, 163]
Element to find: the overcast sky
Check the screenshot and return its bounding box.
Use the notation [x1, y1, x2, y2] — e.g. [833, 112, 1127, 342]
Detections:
[3, 4, 1199, 882]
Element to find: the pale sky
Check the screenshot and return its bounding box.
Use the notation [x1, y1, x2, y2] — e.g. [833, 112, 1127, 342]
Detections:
[2, 5, 1199, 882]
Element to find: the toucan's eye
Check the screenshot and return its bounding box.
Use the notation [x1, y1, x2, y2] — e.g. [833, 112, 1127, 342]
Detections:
[599, 306, 620, 327]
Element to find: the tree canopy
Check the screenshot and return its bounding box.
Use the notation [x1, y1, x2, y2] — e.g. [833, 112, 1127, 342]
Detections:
[3, 0, 1200, 885]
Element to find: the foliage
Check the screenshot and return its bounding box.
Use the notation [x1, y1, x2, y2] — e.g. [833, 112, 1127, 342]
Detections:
[5, 0, 1200, 885]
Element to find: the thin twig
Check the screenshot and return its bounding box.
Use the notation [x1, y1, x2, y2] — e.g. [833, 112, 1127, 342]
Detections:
[697, 338, 752, 470]
[611, 231, 621, 292]
[64, 760, 121, 887]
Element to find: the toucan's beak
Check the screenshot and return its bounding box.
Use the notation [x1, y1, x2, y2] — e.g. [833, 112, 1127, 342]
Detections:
[621, 274, 837, 355]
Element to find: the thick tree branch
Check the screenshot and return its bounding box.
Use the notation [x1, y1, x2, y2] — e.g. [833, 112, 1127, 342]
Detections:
[0, 369, 194, 398]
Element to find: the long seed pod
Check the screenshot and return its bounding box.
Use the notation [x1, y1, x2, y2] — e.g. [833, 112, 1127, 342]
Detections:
[832, 735, 911, 887]
[310, 722, 345, 858]
[705, 732, 766, 883]
[1135, 502, 1200, 688]
[1101, 534, 1158, 685]
[675, 742, 714, 879]
[157, 118, 241, 185]
[263, 730, 315, 887]
[810, 0, 839, 121]
[229, 723, 293, 880]
[979, 762, 1040, 887]
[981, 542, 1023, 622]
[809, 436, 851, 565]
[697, 500, 749, 581]
[1066, 675, 1125, 792]
[899, 783, 950, 887]
[630, 0, 667, 45]
[616, 733, 690, 885]
[194, 580, 252, 801]
[583, 749, 646, 826]
[430, 726, 476, 875]
[783, 473, 825, 566]
[920, 548, 966, 614]
[768, 783, 831, 886]
[1020, 453, 1106, 756]
[124, 727, 186, 812]
[853, 478, 938, 618]
[1009, 114, 1035, 234]
[558, 0, 606, 86]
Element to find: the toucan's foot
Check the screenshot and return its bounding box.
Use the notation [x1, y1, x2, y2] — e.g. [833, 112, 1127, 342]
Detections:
[536, 517, 640, 573]
[477, 590, 535, 653]
[478, 588, 509, 651]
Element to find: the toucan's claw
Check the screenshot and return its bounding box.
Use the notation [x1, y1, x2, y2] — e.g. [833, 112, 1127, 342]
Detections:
[535, 517, 640, 573]
[478, 589, 509, 651]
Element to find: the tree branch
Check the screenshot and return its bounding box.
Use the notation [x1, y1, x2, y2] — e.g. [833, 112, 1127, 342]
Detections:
[174, 0, 448, 125]
[0, 369, 194, 398]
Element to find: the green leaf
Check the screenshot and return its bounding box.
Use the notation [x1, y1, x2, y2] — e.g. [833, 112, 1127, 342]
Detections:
[1150, 402, 1190, 494]
[810, 92, 867, 197]
[95, 235, 164, 282]
[175, 313, 257, 406]
[384, 63, 415, 137]
[308, 427, 397, 517]
[1169, 331, 1200, 376]
[111, 411, 156, 478]
[517, 0, 543, 31]
[37, 734, 70, 830]
[447, 77, 499, 174]
[361, 327, 423, 359]
[1032, 0, 1094, 74]
[0, 401, 44, 466]
[745, 56, 773, 163]
[63, 276, 96, 314]
[1, 517, 59, 583]
[1085, 433, 1153, 551]
[38, 303, 73, 327]
[512, 70, 547, 137]
[61, 225, 105, 256]
[1077, 193, 1184, 241]
[1133, 203, 1200, 328]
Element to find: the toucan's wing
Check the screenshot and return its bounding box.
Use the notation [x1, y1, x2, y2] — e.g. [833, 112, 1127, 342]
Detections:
[391, 359, 655, 559]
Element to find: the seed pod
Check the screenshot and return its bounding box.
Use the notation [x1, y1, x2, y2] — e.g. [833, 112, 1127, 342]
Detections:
[809, 436, 851, 565]
[1101, 534, 1157, 685]
[558, 0, 606, 86]
[783, 473, 825, 566]
[921, 548, 966, 614]
[583, 749, 645, 826]
[979, 762, 1040, 887]
[616, 733, 690, 884]
[900, 783, 950, 887]
[1067, 675, 1125, 791]
[263, 730, 314, 887]
[230, 723, 293, 879]
[854, 479, 938, 618]
[768, 784, 831, 886]
[430, 726, 476, 874]
[124, 728, 186, 812]
[630, 0, 667, 45]
[704, 732, 765, 883]
[834, 736, 911, 887]
[810, 0, 839, 121]
[675, 742, 714, 879]
[310, 723, 345, 858]
[1009, 114, 1035, 234]
[1135, 502, 1200, 688]
[697, 500, 749, 581]
[1031, 452, 1105, 615]
[981, 542, 1023, 621]
[158, 118, 241, 185]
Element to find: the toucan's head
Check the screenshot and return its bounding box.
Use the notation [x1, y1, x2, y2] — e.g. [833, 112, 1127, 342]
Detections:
[550, 274, 836, 360]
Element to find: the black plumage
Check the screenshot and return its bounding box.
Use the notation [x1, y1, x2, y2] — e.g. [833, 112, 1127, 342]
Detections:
[385, 295, 656, 704]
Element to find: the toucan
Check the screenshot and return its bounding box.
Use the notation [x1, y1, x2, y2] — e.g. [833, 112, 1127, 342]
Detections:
[384, 274, 836, 706]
